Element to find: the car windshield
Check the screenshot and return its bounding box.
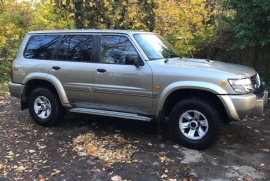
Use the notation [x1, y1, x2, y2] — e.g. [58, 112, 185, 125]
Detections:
[133, 34, 180, 60]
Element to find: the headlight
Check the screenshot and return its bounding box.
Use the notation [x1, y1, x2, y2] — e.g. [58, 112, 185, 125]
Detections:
[228, 78, 253, 93]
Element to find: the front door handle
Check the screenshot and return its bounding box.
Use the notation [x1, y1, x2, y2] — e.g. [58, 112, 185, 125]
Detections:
[52, 66, 61, 70]
[97, 69, 106, 73]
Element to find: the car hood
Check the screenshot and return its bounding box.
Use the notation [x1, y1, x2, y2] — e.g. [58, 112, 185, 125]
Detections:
[163, 57, 257, 77]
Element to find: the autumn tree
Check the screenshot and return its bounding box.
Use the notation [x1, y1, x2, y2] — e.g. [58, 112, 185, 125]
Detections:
[0, 0, 33, 53]
[154, 0, 217, 56]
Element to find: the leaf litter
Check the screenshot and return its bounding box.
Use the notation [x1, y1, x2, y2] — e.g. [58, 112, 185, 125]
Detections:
[73, 131, 139, 166]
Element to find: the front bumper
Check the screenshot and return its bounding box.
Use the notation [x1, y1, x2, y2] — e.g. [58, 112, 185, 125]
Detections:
[249, 90, 268, 117]
[218, 90, 268, 121]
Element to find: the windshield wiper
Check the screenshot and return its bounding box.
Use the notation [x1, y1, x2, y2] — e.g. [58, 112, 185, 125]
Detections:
[164, 54, 182, 63]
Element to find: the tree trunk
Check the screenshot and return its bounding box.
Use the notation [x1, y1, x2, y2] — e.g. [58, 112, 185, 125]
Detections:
[74, 0, 85, 29]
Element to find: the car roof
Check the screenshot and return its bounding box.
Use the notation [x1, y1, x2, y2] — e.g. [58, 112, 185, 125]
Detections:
[27, 29, 157, 36]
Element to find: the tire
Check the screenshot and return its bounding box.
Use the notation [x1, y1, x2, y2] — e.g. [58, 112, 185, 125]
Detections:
[28, 87, 66, 127]
[169, 98, 222, 150]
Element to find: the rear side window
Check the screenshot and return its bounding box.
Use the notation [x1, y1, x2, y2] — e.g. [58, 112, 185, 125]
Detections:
[56, 35, 94, 62]
[24, 35, 60, 59]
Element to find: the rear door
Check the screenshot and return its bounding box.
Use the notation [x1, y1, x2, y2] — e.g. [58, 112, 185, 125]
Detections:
[93, 34, 153, 111]
[51, 34, 96, 107]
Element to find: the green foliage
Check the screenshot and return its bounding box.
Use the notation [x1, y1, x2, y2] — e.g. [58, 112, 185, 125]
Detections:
[223, 0, 270, 49]
[258, 67, 270, 89]
[0, 60, 11, 94]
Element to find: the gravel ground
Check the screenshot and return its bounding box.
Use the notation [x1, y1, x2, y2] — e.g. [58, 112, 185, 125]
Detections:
[0, 95, 270, 181]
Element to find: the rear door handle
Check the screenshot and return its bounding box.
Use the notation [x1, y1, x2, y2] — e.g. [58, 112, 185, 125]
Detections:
[97, 69, 106, 73]
[52, 66, 61, 70]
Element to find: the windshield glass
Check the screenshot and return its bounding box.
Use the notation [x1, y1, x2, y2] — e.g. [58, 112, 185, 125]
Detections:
[133, 34, 180, 60]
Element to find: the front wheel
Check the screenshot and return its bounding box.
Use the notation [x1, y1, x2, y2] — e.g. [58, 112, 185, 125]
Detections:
[169, 98, 222, 150]
[28, 87, 66, 127]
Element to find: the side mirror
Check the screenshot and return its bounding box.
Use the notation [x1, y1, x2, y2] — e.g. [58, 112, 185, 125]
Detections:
[125, 54, 142, 67]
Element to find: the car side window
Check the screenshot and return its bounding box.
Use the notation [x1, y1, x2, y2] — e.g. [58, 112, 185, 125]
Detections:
[56, 35, 94, 62]
[100, 35, 138, 64]
[24, 35, 60, 59]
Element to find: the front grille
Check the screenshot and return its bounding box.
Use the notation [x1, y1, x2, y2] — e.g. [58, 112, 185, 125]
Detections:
[250, 74, 260, 89]
[251, 73, 264, 98]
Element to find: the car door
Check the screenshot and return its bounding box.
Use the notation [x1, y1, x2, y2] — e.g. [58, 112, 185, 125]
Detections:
[51, 34, 96, 107]
[94, 34, 153, 111]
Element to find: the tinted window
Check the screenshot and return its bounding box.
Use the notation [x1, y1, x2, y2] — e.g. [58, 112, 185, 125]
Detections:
[56, 35, 94, 62]
[100, 36, 137, 64]
[24, 35, 60, 59]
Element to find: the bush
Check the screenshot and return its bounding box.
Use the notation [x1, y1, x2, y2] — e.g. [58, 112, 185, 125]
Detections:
[0, 60, 11, 94]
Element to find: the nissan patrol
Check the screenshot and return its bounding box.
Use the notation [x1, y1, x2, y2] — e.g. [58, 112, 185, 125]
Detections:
[9, 30, 268, 149]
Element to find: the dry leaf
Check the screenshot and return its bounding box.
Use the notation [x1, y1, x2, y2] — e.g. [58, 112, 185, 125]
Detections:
[0, 164, 3, 170]
[111, 175, 122, 181]
[161, 174, 168, 179]
[51, 169, 61, 176]
[159, 156, 167, 162]
[261, 149, 270, 152]
[29, 150, 36, 153]
[15, 166, 25, 172]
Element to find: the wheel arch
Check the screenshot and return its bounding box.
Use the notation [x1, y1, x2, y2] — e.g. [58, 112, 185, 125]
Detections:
[21, 73, 71, 107]
[156, 82, 229, 122]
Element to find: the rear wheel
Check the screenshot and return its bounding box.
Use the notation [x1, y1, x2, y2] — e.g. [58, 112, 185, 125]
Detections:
[28, 87, 65, 127]
[169, 98, 222, 150]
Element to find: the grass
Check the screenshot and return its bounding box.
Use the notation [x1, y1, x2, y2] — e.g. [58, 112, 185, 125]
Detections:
[0, 60, 11, 96]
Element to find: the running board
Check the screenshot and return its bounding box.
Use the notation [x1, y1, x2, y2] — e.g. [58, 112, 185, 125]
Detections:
[69, 108, 153, 122]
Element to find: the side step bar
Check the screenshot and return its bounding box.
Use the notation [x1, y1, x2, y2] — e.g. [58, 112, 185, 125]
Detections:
[69, 108, 153, 122]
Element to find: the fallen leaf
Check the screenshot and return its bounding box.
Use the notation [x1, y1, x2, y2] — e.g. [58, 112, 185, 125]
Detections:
[29, 150, 36, 153]
[111, 175, 122, 181]
[15, 166, 25, 172]
[51, 169, 61, 176]
[39, 146, 47, 149]
[244, 175, 252, 181]
[161, 174, 168, 179]
[165, 169, 168, 173]
[159, 156, 167, 162]
[253, 129, 260, 133]
[0, 164, 3, 169]
[261, 149, 270, 152]
[232, 166, 239, 170]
